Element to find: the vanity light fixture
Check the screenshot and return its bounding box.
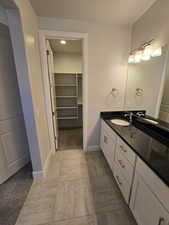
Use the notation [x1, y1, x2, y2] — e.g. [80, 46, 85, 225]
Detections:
[60, 40, 66, 45]
[128, 39, 162, 64]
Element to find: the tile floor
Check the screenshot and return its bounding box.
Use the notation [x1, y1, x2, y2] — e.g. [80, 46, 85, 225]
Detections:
[0, 164, 33, 225]
[15, 150, 137, 225]
[58, 128, 83, 150]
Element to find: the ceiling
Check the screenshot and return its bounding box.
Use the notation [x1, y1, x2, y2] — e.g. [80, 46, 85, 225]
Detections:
[30, 0, 157, 25]
[49, 39, 82, 54]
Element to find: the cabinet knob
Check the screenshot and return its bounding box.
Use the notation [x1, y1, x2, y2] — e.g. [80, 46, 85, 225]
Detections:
[118, 160, 125, 168]
[120, 145, 127, 153]
[158, 217, 165, 225]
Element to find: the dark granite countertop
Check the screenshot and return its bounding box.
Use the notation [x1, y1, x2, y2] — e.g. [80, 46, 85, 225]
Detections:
[101, 111, 169, 188]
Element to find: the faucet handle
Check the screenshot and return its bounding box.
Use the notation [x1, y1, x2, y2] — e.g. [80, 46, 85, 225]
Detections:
[124, 112, 129, 117]
[136, 112, 145, 117]
[124, 113, 129, 117]
[124, 112, 133, 117]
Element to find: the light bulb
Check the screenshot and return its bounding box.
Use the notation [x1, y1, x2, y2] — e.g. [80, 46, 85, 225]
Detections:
[60, 40, 66, 45]
[143, 45, 152, 56]
[142, 45, 151, 61]
[134, 50, 143, 63]
[128, 55, 135, 63]
[142, 54, 151, 61]
[135, 55, 141, 63]
[151, 47, 162, 57]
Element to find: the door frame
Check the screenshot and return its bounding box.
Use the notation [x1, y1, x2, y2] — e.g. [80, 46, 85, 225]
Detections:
[39, 30, 88, 152]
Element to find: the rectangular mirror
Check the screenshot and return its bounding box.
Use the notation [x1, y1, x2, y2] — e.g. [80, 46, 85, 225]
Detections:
[124, 45, 168, 121]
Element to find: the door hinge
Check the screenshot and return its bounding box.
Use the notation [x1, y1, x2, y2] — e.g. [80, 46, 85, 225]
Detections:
[52, 111, 55, 116]
[46, 50, 50, 56]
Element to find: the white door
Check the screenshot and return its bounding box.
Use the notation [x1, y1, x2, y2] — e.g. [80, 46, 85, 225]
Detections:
[130, 173, 169, 225]
[46, 40, 58, 149]
[0, 23, 29, 184]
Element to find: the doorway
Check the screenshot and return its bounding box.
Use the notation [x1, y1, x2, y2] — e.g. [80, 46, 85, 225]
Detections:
[47, 38, 83, 150]
[40, 32, 88, 152]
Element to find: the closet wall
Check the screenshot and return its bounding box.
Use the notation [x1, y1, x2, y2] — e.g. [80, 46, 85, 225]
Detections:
[53, 50, 83, 129]
[54, 53, 82, 73]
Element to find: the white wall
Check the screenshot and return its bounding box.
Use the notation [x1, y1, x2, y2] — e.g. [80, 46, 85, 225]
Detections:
[54, 53, 82, 73]
[39, 17, 131, 148]
[1, 0, 51, 176]
[132, 0, 169, 49]
[11, 0, 51, 171]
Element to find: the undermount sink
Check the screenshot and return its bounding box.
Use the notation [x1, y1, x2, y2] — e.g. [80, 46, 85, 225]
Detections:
[110, 119, 130, 126]
[142, 118, 159, 125]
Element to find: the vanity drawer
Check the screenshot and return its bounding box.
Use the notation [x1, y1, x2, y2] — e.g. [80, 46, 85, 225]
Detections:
[101, 120, 117, 142]
[116, 137, 136, 166]
[114, 162, 131, 203]
[115, 149, 134, 186]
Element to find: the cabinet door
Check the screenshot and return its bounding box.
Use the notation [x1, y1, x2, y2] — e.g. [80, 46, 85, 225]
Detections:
[130, 174, 169, 225]
[116, 137, 136, 166]
[100, 127, 116, 171]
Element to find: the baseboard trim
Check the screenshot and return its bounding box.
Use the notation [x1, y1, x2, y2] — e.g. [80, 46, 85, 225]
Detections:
[44, 149, 53, 176]
[32, 149, 54, 179]
[8, 154, 29, 176]
[0, 155, 30, 184]
[32, 170, 44, 179]
[86, 145, 100, 152]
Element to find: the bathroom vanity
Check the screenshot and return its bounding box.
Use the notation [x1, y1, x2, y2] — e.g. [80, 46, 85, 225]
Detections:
[100, 111, 169, 225]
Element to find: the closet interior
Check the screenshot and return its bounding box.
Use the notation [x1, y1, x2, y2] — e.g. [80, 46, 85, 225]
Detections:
[48, 39, 83, 150]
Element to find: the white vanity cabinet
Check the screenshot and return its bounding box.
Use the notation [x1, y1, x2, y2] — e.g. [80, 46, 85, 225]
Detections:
[130, 174, 169, 225]
[100, 119, 136, 203]
[100, 118, 169, 225]
[130, 158, 169, 225]
[100, 120, 117, 171]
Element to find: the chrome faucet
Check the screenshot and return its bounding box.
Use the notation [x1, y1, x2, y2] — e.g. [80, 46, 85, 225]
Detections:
[124, 112, 133, 123]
